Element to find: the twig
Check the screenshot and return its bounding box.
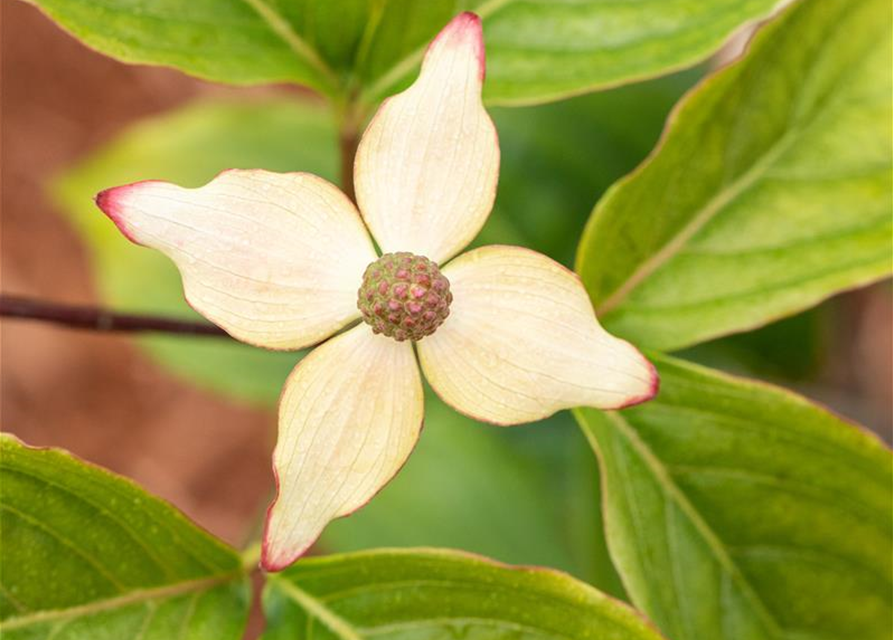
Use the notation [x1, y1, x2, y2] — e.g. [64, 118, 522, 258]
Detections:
[0, 295, 228, 337]
[339, 117, 362, 204]
[337, 95, 367, 205]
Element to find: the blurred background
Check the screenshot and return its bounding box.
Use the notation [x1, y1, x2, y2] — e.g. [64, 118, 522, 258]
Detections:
[2, 0, 890, 607]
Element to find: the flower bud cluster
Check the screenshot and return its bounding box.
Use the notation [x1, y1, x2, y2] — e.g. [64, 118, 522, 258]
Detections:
[358, 252, 452, 341]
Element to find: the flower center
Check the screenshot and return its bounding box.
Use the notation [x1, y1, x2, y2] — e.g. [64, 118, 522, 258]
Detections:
[357, 252, 452, 342]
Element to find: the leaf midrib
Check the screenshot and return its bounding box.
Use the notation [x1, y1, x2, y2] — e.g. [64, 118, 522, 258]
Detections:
[0, 571, 243, 631]
[584, 410, 782, 637]
[238, 0, 339, 91]
[594, 130, 797, 316]
[358, 0, 514, 104]
[270, 577, 364, 640]
[271, 574, 627, 640]
[592, 2, 888, 318]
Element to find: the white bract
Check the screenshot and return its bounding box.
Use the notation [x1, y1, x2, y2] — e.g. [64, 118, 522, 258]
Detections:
[96, 13, 658, 571]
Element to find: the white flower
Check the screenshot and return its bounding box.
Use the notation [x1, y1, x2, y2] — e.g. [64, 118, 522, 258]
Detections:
[96, 12, 658, 571]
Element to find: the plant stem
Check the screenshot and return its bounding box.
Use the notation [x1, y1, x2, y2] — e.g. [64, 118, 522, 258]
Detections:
[240, 0, 341, 96]
[339, 105, 363, 204]
[0, 295, 228, 337]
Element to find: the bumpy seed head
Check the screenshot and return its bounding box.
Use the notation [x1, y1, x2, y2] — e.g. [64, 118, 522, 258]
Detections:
[358, 252, 452, 341]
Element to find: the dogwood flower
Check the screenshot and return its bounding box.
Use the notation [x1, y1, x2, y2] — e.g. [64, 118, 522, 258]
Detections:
[95, 12, 658, 571]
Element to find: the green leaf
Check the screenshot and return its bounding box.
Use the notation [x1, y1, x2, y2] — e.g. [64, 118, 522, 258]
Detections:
[575, 354, 893, 640]
[53, 98, 339, 404]
[262, 548, 663, 640]
[31, 0, 778, 106]
[27, 0, 356, 94]
[0, 434, 250, 639]
[364, 0, 781, 106]
[577, 0, 893, 351]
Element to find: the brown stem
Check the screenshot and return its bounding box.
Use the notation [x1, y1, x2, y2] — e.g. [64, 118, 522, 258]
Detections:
[339, 122, 361, 204]
[0, 295, 229, 337]
[338, 97, 366, 205]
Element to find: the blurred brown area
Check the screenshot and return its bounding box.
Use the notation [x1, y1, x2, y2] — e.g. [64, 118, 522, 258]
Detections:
[825, 286, 893, 441]
[1, 1, 276, 556]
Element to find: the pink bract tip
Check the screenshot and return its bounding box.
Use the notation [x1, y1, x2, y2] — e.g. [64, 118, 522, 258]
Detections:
[617, 358, 661, 410]
[94, 183, 145, 245]
[429, 12, 485, 81]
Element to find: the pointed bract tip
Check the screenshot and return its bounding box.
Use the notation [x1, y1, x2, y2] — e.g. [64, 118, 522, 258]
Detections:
[455, 11, 482, 27]
[260, 548, 287, 573]
[260, 522, 288, 571]
[260, 462, 286, 572]
[260, 534, 315, 572]
[94, 187, 112, 212]
[94, 185, 141, 245]
[617, 357, 660, 410]
[259, 461, 318, 572]
[428, 11, 485, 81]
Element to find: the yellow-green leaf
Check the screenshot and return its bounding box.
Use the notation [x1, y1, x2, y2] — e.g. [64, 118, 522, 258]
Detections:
[577, 0, 892, 351]
[0, 434, 250, 639]
[262, 548, 664, 639]
[575, 354, 892, 640]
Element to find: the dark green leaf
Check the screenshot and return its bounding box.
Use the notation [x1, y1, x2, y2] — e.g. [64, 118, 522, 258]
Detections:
[27, 0, 360, 94]
[575, 354, 893, 640]
[577, 0, 892, 351]
[0, 434, 250, 639]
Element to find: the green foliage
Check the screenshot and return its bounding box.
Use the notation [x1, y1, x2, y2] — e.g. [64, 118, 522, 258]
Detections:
[575, 354, 893, 640]
[27, 0, 348, 94]
[576, 0, 893, 351]
[479, 0, 777, 106]
[0, 435, 250, 639]
[262, 548, 661, 640]
[28, 0, 778, 106]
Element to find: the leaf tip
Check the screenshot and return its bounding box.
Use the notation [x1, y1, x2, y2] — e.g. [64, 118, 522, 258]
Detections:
[260, 532, 316, 573]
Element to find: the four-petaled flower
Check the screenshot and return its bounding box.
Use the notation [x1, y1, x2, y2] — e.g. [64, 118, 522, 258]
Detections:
[96, 12, 658, 572]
